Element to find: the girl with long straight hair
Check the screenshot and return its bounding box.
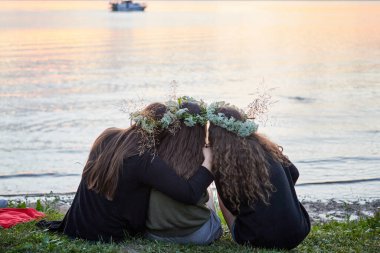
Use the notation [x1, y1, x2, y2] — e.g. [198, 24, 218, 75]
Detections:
[207, 103, 310, 250]
[49, 102, 214, 242]
[145, 101, 222, 244]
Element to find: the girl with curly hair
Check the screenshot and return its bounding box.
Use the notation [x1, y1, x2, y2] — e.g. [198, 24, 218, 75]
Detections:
[208, 104, 310, 250]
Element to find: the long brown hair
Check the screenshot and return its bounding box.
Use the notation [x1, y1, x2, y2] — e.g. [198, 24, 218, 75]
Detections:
[158, 102, 206, 179]
[82, 102, 168, 200]
[209, 106, 288, 211]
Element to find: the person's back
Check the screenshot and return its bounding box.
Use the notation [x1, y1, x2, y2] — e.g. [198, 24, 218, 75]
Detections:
[63, 150, 161, 241]
[145, 100, 222, 245]
[62, 127, 134, 241]
[38, 102, 215, 242]
[208, 103, 310, 250]
[146, 189, 210, 237]
[216, 156, 310, 249]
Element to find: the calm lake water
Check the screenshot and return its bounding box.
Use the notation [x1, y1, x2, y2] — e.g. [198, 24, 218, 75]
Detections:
[0, 1, 379, 200]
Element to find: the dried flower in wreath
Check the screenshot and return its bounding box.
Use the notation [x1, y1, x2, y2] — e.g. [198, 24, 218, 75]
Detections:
[167, 80, 178, 101]
[130, 107, 179, 154]
[246, 87, 277, 125]
[129, 96, 208, 154]
[173, 96, 208, 127]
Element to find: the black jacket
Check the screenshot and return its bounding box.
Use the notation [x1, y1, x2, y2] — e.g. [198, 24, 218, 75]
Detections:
[216, 157, 310, 250]
[46, 153, 213, 242]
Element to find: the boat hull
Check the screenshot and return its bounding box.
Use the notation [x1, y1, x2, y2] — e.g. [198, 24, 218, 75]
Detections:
[110, 3, 146, 12]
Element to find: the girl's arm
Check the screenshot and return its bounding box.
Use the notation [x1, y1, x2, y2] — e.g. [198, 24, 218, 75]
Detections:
[138, 148, 214, 205]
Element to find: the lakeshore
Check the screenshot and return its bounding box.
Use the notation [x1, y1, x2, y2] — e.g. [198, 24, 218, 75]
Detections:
[1, 194, 379, 253]
[2, 193, 379, 224]
[1, 1, 380, 200]
[1, 2, 379, 251]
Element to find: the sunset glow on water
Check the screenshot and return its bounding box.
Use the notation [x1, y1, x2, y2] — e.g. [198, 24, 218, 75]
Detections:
[0, 1, 379, 199]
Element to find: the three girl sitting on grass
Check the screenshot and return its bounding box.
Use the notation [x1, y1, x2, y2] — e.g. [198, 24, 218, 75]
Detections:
[45, 96, 310, 250]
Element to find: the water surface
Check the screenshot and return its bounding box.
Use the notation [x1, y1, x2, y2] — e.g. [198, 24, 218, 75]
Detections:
[0, 1, 379, 200]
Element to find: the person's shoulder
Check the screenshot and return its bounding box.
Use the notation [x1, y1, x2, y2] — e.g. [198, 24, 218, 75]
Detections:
[266, 153, 282, 168]
[96, 127, 122, 139]
[123, 152, 157, 167]
[143, 153, 167, 167]
[101, 127, 121, 134]
[266, 154, 288, 179]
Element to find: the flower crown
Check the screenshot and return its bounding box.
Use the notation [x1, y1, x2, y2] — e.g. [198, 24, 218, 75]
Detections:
[168, 96, 207, 127]
[130, 96, 207, 135]
[130, 104, 178, 155]
[130, 107, 176, 135]
[207, 101, 258, 137]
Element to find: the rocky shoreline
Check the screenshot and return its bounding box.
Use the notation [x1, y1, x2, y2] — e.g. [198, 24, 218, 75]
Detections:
[302, 199, 379, 223]
[2, 193, 379, 224]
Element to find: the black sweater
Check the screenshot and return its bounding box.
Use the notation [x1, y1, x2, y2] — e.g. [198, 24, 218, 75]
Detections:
[215, 157, 310, 250]
[59, 153, 213, 242]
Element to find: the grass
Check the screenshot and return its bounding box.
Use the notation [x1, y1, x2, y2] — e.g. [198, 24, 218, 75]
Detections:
[1, 209, 379, 253]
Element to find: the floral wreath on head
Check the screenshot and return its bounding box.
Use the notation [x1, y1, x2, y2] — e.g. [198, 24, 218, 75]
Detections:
[207, 101, 259, 137]
[131, 96, 207, 132]
[130, 106, 174, 155]
[130, 96, 208, 153]
[130, 109, 172, 134]
[167, 96, 208, 127]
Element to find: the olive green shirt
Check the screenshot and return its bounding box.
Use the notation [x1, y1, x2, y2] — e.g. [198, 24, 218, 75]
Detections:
[146, 188, 211, 237]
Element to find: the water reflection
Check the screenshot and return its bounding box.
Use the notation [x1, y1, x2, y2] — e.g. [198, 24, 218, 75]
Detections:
[0, 1, 379, 197]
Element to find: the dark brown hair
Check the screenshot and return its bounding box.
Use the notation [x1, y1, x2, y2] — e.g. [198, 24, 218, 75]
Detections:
[209, 106, 288, 211]
[82, 102, 167, 200]
[158, 102, 206, 179]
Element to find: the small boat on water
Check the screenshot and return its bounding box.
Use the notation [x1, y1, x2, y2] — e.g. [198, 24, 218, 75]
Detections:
[110, 1, 146, 12]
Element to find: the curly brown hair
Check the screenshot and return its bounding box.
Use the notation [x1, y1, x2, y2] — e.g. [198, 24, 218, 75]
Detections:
[208, 106, 288, 211]
[158, 102, 206, 179]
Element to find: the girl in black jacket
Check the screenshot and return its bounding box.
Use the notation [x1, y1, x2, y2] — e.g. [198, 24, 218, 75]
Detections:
[207, 103, 310, 250]
[48, 102, 214, 242]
